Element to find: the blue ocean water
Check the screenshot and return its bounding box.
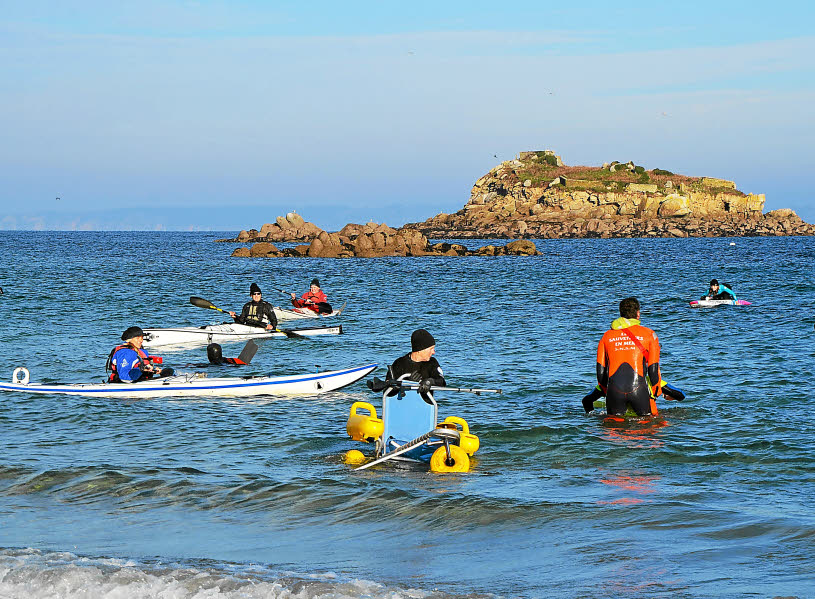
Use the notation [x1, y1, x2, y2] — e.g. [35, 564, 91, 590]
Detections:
[1, 231, 813, 598]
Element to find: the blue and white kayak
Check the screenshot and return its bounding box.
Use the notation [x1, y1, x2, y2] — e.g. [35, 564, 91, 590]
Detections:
[0, 364, 377, 398]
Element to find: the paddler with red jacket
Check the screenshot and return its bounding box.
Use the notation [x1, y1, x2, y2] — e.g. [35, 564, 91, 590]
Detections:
[290, 278, 332, 314]
[590, 297, 664, 416]
[107, 326, 172, 383]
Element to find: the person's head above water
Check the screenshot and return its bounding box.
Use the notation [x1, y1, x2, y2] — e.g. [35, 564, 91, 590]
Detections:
[619, 297, 640, 319]
[709, 278, 719, 289]
[250, 282, 262, 299]
[121, 326, 145, 342]
[207, 343, 223, 364]
[410, 328, 436, 361]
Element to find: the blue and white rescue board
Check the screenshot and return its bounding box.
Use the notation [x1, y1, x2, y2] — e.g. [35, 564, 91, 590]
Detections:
[0, 364, 377, 398]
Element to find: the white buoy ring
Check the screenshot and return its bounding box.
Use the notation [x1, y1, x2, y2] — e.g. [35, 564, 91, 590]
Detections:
[12, 367, 30, 385]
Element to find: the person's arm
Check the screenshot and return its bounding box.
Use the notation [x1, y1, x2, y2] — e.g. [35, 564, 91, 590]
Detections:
[582, 385, 605, 413]
[596, 337, 609, 392]
[264, 303, 278, 330]
[647, 333, 661, 396]
[117, 349, 144, 382]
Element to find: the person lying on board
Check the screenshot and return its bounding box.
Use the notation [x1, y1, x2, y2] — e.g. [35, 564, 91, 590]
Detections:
[290, 278, 332, 314]
[107, 326, 174, 383]
[592, 297, 666, 417]
[386, 329, 447, 402]
[228, 283, 278, 330]
[701, 278, 736, 300]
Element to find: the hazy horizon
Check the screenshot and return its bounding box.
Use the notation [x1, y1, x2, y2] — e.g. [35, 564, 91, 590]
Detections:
[2, 1, 813, 231]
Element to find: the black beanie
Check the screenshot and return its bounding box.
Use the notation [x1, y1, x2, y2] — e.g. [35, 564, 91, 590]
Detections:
[250, 282, 261, 294]
[311, 278, 320, 287]
[710, 278, 719, 286]
[121, 326, 145, 340]
[411, 329, 435, 352]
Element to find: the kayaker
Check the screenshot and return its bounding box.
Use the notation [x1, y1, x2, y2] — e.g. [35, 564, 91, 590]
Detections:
[592, 297, 664, 417]
[229, 283, 278, 330]
[387, 329, 447, 401]
[701, 278, 736, 300]
[107, 326, 172, 383]
[290, 278, 332, 314]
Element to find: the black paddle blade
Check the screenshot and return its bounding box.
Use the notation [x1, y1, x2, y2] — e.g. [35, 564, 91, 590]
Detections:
[236, 340, 259, 364]
[367, 377, 398, 392]
[190, 296, 216, 309]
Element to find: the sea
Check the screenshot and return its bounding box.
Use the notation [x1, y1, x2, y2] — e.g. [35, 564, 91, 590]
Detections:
[0, 231, 813, 599]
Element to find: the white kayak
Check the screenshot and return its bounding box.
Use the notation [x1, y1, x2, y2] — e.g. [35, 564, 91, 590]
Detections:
[142, 323, 342, 348]
[0, 364, 377, 398]
[689, 299, 751, 308]
[273, 301, 346, 321]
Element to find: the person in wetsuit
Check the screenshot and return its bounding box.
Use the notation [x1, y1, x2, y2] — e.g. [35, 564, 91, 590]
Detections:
[592, 297, 662, 416]
[701, 278, 736, 300]
[290, 278, 332, 314]
[228, 283, 278, 330]
[107, 326, 172, 383]
[387, 329, 446, 401]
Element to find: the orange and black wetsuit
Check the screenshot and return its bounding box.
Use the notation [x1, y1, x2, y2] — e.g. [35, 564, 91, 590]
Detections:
[596, 317, 662, 416]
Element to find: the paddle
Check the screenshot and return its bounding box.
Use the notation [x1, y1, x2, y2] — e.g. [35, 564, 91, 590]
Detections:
[189, 296, 304, 338]
[367, 376, 502, 395]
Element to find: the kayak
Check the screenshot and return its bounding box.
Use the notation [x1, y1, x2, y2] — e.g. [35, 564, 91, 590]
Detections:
[0, 364, 377, 398]
[689, 299, 751, 308]
[142, 323, 342, 348]
[273, 301, 346, 321]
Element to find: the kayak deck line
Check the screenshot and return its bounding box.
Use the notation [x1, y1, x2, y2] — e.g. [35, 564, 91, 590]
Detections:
[0, 364, 378, 398]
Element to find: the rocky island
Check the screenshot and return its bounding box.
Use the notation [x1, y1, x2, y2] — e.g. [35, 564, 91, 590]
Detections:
[404, 151, 814, 239]
[221, 150, 814, 258]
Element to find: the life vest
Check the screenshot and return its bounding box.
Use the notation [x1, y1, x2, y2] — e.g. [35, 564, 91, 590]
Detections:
[106, 343, 152, 382]
[242, 301, 272, 326]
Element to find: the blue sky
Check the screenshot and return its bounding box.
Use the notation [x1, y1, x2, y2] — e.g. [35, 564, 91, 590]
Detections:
[1, 1, 813, 231]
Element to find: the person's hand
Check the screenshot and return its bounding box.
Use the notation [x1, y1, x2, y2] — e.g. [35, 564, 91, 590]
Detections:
[418, 379, 433, 394]
[229, 311, 236, 318]
[290, 293, 296, 300]
[266, 324, 275, 330]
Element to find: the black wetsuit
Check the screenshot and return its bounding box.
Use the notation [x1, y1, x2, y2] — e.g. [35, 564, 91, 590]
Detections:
[388, 353, 446, 401]
[702, 285, 735, 300]
[235, 300, 277, 329]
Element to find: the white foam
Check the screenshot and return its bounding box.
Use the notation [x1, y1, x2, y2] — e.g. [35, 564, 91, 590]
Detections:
[0, 548, 437, 599]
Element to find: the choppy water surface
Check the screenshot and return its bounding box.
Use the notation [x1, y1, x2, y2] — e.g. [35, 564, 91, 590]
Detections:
[1, 231, 813, 598]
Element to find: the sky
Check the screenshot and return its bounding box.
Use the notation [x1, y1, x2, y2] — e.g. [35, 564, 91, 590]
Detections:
[1, 0, 814, 231]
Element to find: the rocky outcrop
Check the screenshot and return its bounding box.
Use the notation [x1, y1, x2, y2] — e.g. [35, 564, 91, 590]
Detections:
[216, 212, 323, 243]
[230, 224, 540, 258]
[403, 151, 815, 238]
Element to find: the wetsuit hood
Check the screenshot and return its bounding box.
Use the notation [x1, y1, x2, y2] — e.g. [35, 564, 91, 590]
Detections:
[611, 317, 640, 330]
